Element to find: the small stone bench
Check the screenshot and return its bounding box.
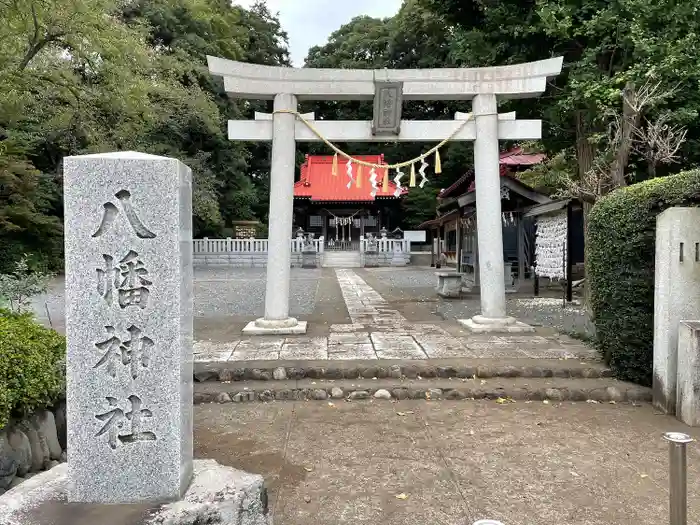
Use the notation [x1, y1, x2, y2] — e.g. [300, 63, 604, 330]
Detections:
[435, 272, 463, 298]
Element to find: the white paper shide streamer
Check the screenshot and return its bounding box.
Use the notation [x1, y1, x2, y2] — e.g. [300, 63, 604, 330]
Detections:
[534, 212, 567, 280]
[393, 167, 404, 198]
[346, 159, 354, 189]
[418, 157, 429, 188]
[369, 167, 378, 197]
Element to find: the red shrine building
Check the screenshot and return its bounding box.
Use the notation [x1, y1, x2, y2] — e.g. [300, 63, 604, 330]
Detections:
[293, 154, 406, 249]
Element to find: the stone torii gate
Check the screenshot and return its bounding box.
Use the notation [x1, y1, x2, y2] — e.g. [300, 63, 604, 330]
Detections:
[208, 56, 563, 335]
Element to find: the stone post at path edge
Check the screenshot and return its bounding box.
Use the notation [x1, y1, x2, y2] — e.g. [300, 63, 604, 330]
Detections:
[63, 152, 193, 503]
[653, 207, 700, 415]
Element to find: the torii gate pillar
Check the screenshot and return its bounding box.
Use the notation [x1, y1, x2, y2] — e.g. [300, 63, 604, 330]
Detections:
[458, 94, 534, 332]
[247, 93, 304, 334]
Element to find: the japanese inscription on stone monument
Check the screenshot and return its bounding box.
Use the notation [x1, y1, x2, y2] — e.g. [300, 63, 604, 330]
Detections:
[92, 189, 158, 448]
[95, 395, 156, 450]
[372, 81, 403, 136]
[97, 250, 152, 309]
[94, 325, 153, 380]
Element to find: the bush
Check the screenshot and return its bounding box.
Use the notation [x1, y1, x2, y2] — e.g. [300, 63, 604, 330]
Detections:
[588, 170, 700, 385]
[0, 310, 65, 428]
[0, 256, 53, 313]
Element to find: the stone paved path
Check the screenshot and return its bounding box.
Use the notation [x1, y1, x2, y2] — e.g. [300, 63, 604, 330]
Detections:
[194, 268, 596, 362]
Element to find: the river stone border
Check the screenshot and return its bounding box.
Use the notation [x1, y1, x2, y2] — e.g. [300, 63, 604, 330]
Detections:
[194, 363, 613, 383]
[194, 384, 651, 405]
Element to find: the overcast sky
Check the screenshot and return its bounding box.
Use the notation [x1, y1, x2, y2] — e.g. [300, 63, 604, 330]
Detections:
[235, 0, 402, 66]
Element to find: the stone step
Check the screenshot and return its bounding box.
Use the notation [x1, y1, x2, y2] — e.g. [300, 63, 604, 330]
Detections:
[322, 252, 362, 268]
[194, 358, 612, 383]
[193, 376, 650, 404]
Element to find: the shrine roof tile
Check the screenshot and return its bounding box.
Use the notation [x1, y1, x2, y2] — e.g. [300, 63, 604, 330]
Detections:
[294, 155, 406, 202]
[438, 147, 545, 199]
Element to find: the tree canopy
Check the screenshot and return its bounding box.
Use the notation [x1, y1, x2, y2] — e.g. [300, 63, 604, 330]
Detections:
[303, 0, 700, 216]
[0, 0, 289, 271]
[2, 0, 698, 270]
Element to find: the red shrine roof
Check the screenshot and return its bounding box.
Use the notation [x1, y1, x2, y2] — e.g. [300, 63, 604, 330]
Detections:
[294, 154, 406, 203]
[438, 147, 546, 199]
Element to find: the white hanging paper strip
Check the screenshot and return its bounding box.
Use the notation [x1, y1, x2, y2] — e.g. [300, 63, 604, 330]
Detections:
[346, 159, 354, 190]
[501, 212, 516, 226]
[393, 168, 404, 198]
[419, 157, 429, 188]
[534, 212, 567, 280]
[369, 167, 378, 197]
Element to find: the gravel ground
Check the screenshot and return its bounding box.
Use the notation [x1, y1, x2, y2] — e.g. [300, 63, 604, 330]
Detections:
[30, 268, 322, 331]
[437, 295, 593, 336]
[193, 267, 321, 317]
[30, 265, 591, 337]
[366, 267, 593, 337]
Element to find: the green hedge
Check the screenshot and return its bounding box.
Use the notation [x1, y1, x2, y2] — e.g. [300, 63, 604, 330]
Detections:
[0, 310, 65, 428]
[588, 170, 700, 385]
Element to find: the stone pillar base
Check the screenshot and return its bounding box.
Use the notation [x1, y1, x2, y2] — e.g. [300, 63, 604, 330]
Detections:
[0, 460, 270, 525]
[458, 315, 535, 333]
[242, 317, 308, 335]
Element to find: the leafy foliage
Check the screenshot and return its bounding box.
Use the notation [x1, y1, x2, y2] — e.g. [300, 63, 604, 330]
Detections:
[0, 256, 53, 313]
[401, 186, 441, 229]
[588, 170, 700, 385]
[0, 310, 66, 428]
[0, 0, 290, 268]
[0, 139, 63, 273]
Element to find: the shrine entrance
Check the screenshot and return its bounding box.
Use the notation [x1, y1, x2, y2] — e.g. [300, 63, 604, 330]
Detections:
[325, 213, 362, 251]
[208, 55, 563, 334]
[292, 154, 405, 253]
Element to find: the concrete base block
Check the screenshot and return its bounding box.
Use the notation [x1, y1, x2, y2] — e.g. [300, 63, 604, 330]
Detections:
[242, 319, 308, 335]
[435, 272, 463, 298]
[458, 316, 535, 334]
[0, 459, 270, 525]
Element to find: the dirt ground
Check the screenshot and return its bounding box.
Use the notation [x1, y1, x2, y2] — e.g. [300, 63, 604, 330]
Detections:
[194, 400, 699, 525]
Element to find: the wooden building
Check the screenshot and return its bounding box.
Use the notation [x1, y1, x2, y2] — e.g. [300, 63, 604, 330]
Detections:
[293, 154, 406, 250]
[419, 148, 551, 287]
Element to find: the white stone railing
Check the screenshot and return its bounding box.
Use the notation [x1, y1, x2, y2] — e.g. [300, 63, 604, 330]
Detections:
[193, 237, 324, 254]
[359, 236, 410, 267]
[359, 237, 410, 253]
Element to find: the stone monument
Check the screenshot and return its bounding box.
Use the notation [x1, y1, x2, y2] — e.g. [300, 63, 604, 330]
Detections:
[0, 152, 269, 524]
[64, 151, 193, 503]
[208, 55, 563, 334]
[677, 321, 700, 425]
[653, 207, 700, 414]
[391, 240, 406, 267]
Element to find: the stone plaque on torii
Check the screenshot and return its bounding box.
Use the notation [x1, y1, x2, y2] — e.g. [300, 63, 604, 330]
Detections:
[208, 56, 563, 334]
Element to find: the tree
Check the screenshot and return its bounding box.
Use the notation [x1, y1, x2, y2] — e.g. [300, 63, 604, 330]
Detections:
[0, 139, 62, 272]
[0, 0, 293, 268]
[401, 186, 441, 229]
[426, 0, 700, 312]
